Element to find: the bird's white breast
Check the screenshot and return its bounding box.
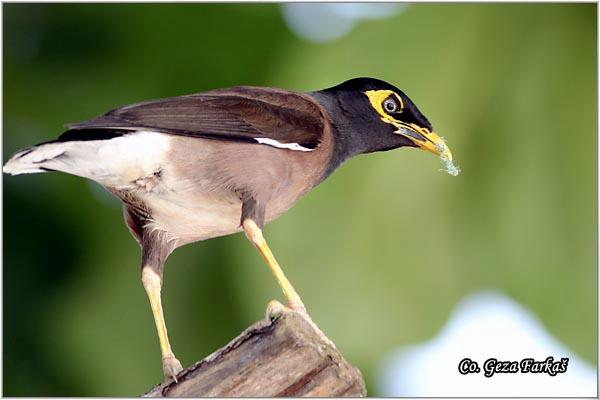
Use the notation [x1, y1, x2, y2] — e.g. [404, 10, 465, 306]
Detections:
[140, 189, 243, 245]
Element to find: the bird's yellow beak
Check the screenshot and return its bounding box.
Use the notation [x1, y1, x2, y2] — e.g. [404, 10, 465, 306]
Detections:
[394, 123, 460, 176]
[395, 123, 453, 161]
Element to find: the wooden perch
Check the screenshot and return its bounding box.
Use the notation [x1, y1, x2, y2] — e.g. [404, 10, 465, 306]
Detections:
[143, 303, 367, 397]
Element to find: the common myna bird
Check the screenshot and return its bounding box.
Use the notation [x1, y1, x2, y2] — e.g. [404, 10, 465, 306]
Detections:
[4, 77, 457, 380]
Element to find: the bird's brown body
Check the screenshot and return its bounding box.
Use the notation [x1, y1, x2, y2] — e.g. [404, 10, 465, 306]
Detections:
[95, 88, 336, 274]
[110, 131, 334, 264]
[3, 78, 454, 381]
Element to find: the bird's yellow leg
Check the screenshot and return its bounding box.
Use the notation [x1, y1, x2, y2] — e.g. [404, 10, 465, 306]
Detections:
[242, 219, 337, 349]
[242, 219, 307, 314]
[141, 266, 183, 381]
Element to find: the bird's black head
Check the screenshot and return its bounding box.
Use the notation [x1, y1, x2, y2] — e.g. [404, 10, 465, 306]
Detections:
[311, 77, 452, 162]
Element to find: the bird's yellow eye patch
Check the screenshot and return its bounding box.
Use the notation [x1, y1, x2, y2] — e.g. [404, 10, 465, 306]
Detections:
[365, 90, 404, 120]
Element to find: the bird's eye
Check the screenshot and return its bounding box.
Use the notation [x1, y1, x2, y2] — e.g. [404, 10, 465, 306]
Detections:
[383, 97, 399, 114]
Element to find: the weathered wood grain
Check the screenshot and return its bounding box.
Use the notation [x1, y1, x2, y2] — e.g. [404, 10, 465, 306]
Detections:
[143, 305, 366, 397]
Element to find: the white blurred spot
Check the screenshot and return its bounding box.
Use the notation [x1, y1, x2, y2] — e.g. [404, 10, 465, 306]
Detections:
[378, 291, 597, 397]
[281, 3, 406, 43]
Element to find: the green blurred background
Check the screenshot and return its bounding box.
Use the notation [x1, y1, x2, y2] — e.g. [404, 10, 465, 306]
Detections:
[3, 3, 596, 396]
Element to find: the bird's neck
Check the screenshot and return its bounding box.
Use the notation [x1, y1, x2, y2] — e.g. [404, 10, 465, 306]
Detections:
[310, 91, 378, 179]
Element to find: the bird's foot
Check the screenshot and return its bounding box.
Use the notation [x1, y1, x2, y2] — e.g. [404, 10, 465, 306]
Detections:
[266, 299, 288, 320]
[265, 299, 336, 350]
[265, 299, 306, 319]
[162, 354, 183, 382]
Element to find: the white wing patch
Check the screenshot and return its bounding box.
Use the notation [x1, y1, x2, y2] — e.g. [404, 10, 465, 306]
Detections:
[254, 137, 313, 152]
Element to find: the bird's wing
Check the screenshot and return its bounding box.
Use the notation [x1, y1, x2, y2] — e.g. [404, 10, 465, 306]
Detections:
[62, 87, 325, 150]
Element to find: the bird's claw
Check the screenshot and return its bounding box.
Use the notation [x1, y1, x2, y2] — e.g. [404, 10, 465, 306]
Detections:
[266, 299, 287, 320]
[162, 355, 183, 382]
[265, 299, 336, 350]
[265, 298, 306, 320]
